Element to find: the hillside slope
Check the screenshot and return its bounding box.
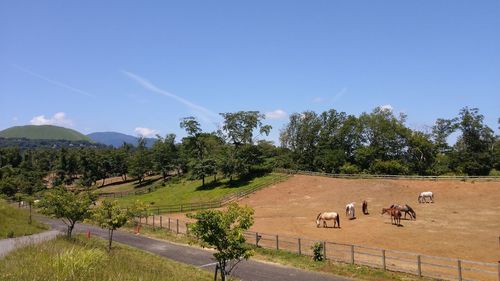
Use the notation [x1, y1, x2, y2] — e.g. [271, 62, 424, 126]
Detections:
[0, 125, 91, 141]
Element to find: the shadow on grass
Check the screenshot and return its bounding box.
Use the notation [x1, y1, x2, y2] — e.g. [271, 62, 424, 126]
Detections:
[195, 172, 269, 191]
[134, 177, 162, 189]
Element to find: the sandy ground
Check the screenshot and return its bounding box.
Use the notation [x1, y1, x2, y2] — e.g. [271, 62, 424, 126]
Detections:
[166, 175, 500, 263]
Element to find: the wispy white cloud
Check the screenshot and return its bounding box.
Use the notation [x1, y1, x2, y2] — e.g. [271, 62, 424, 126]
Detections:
[12, 64, 94, 98]
[30, 112, 73, 127]
[134, 127, 159, 138]
[122, 71, 219, 123]
[265, 109, 288, 120]
[312, 87, 348, 104]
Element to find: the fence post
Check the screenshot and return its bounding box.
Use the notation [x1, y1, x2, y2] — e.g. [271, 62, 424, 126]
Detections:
[417, 255, 422, 277]
[382, 250, 386, 270]
[457, 260, 462, 281]
[350, 245, 354, 264]
[298, 238, 302, 255]
[323, 242, 327, 259]
[276, 235, 279, 251]
[497, 261, 499, 281]
[176, 219, 179, 234]
[255, 232, 259, 247]
[168, 218, 171, 230]
[186, 223, 189, 235]
[152, 215, 155, 228]
[160, 216, 163, 228]
[146, 216, 148, 225]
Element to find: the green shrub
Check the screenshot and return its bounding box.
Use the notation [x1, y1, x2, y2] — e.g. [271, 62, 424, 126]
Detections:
[370, 160, 409, 175]
[339, 163, 361, 174]
[312, 242, 324, 262]
[489, 169, 500, 176]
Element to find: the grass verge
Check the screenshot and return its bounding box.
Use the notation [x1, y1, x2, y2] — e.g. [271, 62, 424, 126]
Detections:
[0, 200, 48, 238]
[0, 235, 214, 281]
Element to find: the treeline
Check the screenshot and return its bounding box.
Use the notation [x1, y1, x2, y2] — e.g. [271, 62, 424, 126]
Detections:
[0, 111, 277, 199]
[0, 137, 108, 149]
[0, 107, 498, 201]
[279, 107, 499, 176]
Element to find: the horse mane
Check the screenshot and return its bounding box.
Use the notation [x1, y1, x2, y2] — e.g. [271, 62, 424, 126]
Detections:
[316, 212, 323, 221]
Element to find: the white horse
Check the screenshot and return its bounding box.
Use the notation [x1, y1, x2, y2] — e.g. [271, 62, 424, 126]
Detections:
[345, 202, 356, 219]
[418, 191, 434, 203]
[316, 212, 340, 228]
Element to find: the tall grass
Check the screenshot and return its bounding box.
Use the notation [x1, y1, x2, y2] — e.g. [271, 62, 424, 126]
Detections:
[0, 200, 47, 238]
[0, 235, 214, 281]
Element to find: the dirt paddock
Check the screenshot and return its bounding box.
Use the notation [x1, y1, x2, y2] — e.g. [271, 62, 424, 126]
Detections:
[168, 175, 500, 263]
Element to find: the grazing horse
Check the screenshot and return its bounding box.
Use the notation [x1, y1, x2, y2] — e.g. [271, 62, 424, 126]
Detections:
[418, 191, 434, 203]
[316, 212, 340, 228]
[362, 200, 369, 215]
[381, 207, 402, 226]
[345, 202, 356, 219]
[390, 204, 416, 220]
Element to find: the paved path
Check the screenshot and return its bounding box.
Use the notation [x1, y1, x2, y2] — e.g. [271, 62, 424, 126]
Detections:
[40, 217, 351, 281]
[0, 229, 61, 258]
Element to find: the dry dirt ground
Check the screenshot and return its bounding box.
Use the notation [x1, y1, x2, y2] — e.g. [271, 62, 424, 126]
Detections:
[167, 175, 500, 263]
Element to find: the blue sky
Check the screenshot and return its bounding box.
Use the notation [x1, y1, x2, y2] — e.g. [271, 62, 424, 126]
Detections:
[1, 1, 499, 143]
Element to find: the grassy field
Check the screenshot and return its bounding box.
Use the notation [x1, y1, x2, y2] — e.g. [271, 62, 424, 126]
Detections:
[0, 235, 214, 281]
[113, 173, 285, 207]
[0, 200, 48, 238]
[96, 175, 162, 194]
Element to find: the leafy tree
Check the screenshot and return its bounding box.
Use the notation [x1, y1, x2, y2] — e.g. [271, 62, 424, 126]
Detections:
[129, 138, 152, 184]
[93, 200, 129, 251]
[39, 187, 95, 238]
[152, 134, 178, 181]
[188, 203, 254, 281]
[451, 107, 495, 175]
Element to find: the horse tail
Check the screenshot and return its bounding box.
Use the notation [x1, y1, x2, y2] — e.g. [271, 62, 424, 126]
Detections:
[336, 214, 340, 228]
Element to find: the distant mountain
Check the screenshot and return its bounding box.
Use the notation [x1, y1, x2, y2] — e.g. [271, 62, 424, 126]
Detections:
[0, 125, 92, 142]
[87, 132, 156, 148]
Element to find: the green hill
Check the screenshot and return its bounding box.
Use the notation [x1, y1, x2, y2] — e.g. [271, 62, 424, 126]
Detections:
[0, 125, 92, 141]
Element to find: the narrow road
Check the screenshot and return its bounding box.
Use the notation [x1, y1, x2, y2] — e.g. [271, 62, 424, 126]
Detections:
[0, 230, 61, 257]
[39, 217, 351, 281]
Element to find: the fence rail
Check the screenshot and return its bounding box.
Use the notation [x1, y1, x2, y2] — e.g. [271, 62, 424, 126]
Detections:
[137, 215, 500, 281]
[275, 168, 500, 181]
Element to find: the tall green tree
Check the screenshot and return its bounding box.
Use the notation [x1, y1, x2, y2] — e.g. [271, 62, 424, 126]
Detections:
[129, 138, 152, 184]
[152, 134, 178, 181]
[451, 107, 495, 175]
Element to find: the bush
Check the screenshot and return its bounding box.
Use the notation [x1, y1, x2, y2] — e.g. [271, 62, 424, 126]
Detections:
[312, 242, 324, 262]
[369, 160, 409, 175]
[6, 230, 14, 238]
[339, 163, 361, 174]
[489, 169, 500, 176]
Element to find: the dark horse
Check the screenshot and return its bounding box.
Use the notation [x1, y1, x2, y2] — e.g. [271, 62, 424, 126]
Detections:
[390, 204, 416, 220]
[381, 207, 402, 226]
[362, 200, 369, 215]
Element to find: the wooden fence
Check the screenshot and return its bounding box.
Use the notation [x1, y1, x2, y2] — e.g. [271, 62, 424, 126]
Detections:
[138, 215, 500, 281]
[276, 169, 500, 181]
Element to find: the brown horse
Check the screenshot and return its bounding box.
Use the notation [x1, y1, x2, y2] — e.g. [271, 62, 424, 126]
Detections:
[381, 207, 402, 226]
[362, 200, 369, 215]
